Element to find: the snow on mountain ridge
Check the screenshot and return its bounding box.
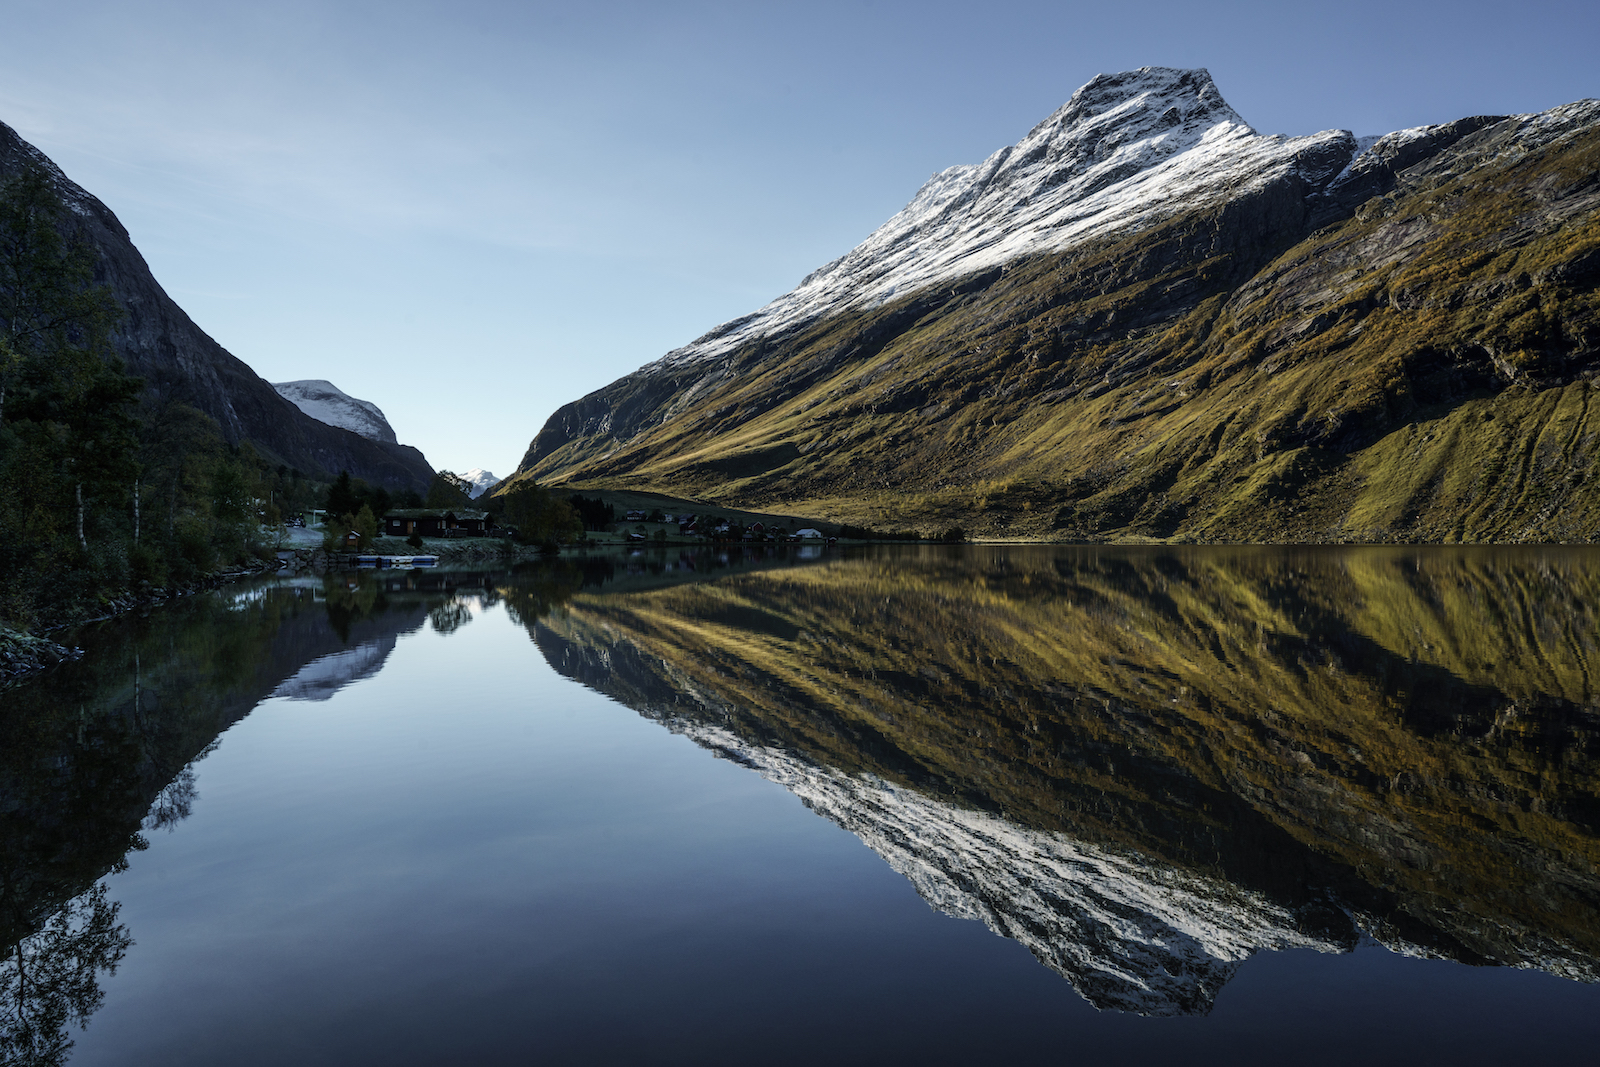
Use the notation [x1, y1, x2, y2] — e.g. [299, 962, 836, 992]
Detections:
[273, 379, 399, 445]
[658, 67, 1353, 370]
[461, 468, 499, 498]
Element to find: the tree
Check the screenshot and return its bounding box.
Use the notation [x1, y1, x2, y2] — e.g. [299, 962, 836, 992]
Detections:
[353, 504, 377, 549]
[426, 471, 472, 510]
[0, 168, 143, 621]
[324, 470, 356, 518]
[496, 483, 581, 545]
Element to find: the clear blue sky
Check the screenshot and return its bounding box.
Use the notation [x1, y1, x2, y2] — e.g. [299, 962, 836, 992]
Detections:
[3, 0, 1595, 478]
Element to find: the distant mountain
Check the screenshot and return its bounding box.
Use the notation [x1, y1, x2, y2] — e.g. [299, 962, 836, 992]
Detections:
[0, 121, 434, 492]
[507, 67, 1600, 543]
[461, 468, 498, 498]
[273, 380, 399, 444]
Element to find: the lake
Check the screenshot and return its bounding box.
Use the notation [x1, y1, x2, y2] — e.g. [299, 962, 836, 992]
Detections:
[4, 545, 1599, 1065]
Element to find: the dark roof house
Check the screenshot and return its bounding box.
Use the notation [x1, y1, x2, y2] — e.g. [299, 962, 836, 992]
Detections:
[384, 508, 493, 538]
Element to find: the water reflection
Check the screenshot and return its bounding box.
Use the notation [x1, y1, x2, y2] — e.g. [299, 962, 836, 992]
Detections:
[0, 545, 829, 1058]
[528, 545, 1600, 1014]
[4, 544, 1598, 1051]
[0, 568, 521, 1062]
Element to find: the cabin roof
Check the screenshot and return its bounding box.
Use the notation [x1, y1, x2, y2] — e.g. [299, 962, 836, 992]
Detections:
[384, 508, 490, 520]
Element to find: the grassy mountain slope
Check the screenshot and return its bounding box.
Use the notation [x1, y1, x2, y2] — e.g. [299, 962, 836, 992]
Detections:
[509, 107, 1600, 542]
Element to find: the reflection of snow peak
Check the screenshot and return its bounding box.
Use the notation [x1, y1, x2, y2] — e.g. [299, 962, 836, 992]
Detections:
[270, 637, 395, 701]
[681, 721, 1340, 1016]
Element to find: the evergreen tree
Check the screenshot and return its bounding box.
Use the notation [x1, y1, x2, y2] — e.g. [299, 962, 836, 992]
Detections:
[324, 470, 357, 517]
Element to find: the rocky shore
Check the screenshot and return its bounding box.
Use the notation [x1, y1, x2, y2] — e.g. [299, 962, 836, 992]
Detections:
[3, 538, 552, 687]
[0, 626, 84, 684]
[0, 557, 282, 688]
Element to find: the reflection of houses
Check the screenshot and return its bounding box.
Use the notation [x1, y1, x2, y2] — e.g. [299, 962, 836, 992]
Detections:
[384, 508, 493, 538]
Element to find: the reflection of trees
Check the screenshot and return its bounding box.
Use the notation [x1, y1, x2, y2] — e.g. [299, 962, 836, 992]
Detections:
[2, 577, 411, 1058]
[321, 575, 384, 643]
[429, 601, 472, 636]
[1, 883, 132, 1067]
[1, 570, 522, 1054]
[498, 561, 587, 630]
[142, 763, 201, 833]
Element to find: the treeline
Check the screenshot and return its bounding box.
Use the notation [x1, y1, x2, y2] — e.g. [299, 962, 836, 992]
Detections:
[0, 169, 327, 628]
[838, 523, 966, 543]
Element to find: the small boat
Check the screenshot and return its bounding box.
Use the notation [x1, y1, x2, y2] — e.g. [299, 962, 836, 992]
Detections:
[411, 555, 438, 567]
[383, 556, 414, 569]
[354, 555, 379, 569]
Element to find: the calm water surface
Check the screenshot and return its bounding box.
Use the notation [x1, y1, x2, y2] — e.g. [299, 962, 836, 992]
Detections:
[4, 545, 1599, 1064]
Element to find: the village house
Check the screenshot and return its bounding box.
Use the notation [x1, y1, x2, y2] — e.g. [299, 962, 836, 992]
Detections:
[384, 508, 494, 538]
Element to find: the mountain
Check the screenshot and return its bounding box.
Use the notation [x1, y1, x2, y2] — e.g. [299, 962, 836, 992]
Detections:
[507, 68, 1600, 543]
[0, 121, 435, 492]
[461, 468, 499, 498]
[273, 379, 399, 444]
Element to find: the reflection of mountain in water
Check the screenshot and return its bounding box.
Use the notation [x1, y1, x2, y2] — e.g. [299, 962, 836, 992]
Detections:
[697, 721, 1343, 1015]
[0, 570, 512, 1060]
[271, 637, 396, 701]
[532, 547, 1600, 1015]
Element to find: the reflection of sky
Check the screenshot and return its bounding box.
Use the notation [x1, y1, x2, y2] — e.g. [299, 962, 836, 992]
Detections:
[66, 594, 1600, 1065]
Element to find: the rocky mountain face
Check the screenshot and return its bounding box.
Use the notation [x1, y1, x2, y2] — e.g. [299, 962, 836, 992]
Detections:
[509, 68, 1600, 542]
[0, 121, 435, 492]
[527, 548, 1600, 1013]
[273, 379, 400, 444]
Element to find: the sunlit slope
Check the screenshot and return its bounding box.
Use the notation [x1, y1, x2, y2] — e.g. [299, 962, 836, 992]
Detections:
[534, 548, 1600, 974]
[510, 109, 1600, 542]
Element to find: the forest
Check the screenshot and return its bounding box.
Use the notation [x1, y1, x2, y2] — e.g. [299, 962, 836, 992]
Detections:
[0, 169, 327, 629]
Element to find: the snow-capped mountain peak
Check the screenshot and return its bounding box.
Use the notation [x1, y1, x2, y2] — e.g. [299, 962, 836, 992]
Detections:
[273, 380, 398, 444]
[461, 468, 499, 498]
[657, 67, 1352, 370]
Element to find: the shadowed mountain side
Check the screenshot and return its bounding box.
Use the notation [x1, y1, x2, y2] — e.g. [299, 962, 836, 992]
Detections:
[511, 91, 1600, 543]
[528, 546, 1600, 1012]
[0, 121, 434, 491]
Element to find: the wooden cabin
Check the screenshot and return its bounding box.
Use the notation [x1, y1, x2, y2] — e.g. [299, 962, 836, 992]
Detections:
[384, 508, 493, 538]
